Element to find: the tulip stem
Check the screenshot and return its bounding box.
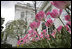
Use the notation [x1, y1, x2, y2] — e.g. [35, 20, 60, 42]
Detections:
[35, 29, 41, 39]
[47, 27, 48, 35]
[46, 39, 51, 48]
[58, 17, 69, 34]
[67, 7, 71, 11]
[58, 17, 65, 26]
[65, 8, 70, 15]
[58, 17, 69, 33]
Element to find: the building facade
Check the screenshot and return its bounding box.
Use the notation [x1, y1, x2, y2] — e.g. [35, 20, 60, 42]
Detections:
[15, 3, 35, 27]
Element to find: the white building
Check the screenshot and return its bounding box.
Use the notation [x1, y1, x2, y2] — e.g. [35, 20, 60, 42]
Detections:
[14, 2, 42, 35]
[15, 3, 35, 27]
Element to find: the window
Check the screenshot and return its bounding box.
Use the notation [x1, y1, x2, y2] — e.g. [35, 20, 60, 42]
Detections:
[21, 12, 24, 18]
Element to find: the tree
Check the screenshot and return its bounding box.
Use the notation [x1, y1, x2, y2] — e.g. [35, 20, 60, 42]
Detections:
[4, 20, 28, 41]
[1, 18, 5, 41]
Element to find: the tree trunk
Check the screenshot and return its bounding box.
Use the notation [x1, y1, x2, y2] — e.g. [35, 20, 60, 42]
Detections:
[35, 1, 37, 15]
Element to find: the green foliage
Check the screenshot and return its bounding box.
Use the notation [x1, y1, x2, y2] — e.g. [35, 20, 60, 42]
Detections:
[4, 20, 28, 40]
[1, 32, 4, 40]
[17, 27, 71, 48]
[1, 43, 12, 48]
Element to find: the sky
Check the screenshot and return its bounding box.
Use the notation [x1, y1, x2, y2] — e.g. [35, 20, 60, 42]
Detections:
[1, 1, 34, 31]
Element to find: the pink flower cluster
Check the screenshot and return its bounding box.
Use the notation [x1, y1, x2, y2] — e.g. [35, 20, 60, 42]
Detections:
[46, 9, 62, 18]
[51, 1, 71, 9]
[17, 29, 57, 45]
[17, 1, 71, 46]
[45, 18, 53, 27]
[30, 21, 40, 29]
[51, 29, 57, 38]
[66, 21, 71, 26]
[35, 11, 46, 21]
[57, 25, 63, 33]
[64, 15, 71, 27]
[65, 15, 71, 21]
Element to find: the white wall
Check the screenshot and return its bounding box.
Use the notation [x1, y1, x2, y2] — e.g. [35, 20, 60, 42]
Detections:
[6, 36, 17, 47]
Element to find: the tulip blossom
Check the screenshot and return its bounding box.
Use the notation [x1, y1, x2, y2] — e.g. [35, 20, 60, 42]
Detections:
[51, 29, 57, 38]
[45, 34, 50, 40]
[40, 29, 47, 38]
[48, 9, 62, 18]
[28, 29, 33, 34]
[32, 38, 35, 41]
[17, 40, 20, 45]
[57, 25, 63, 33]
[33, 30, 39, 37]
[30, 34, 35, 37]
[23, 34, 28, 40]
[30, 21, 40, 29]
[68, 30, 71, 34]
[35, 11, 45, 21]
[64, 25, 69, 31]
[40, 33, 44, 38]
[66, 21, 71, 26]
[36, 37, 41, 41]
[51, 1, 71, 9]
[46, 11, 50, 17]
[28, 29, 39, 38]
[45, 18, 53, 27]
[45, 34, 49, 38]
[65, 15, 71, 21]
[42, 29, 47, 35]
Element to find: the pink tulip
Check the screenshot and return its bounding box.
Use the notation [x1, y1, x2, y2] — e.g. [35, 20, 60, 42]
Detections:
[68, 30, 71, 34]
[35, 11, 45, 21]
[46, 11, 50, 17]
[30, 21, 40, 29]
[30, 34, 34, 37]
[40, 33, 44, 38]
[64, 25, 69, 31]
[51, 29, 56, 38]
[28, 37, 31, 40]
[57, 25, 63, 32]
[65, 15, 71, 21]
[51, 1, 71, 9]
[32, 38, 35, 41]
[17, 40, 20, 45]
[45, 34, 50, 40]
[28, 30, 39, 38]
[45, 18, 53, 27]
[33, 31, 39, 37]
[25, 39, 29, 43]
[36, 37, 40, 41]
[66, 21, 71, 26]
[23, 34, 28, 39]
[49, 9, 62, 18]
[43, 29, 47, 35]
[37, 21, 40, 27]
[28, 29, 33, 34]
[45, 35, 51, 40]
[33, 34, 36, 37]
